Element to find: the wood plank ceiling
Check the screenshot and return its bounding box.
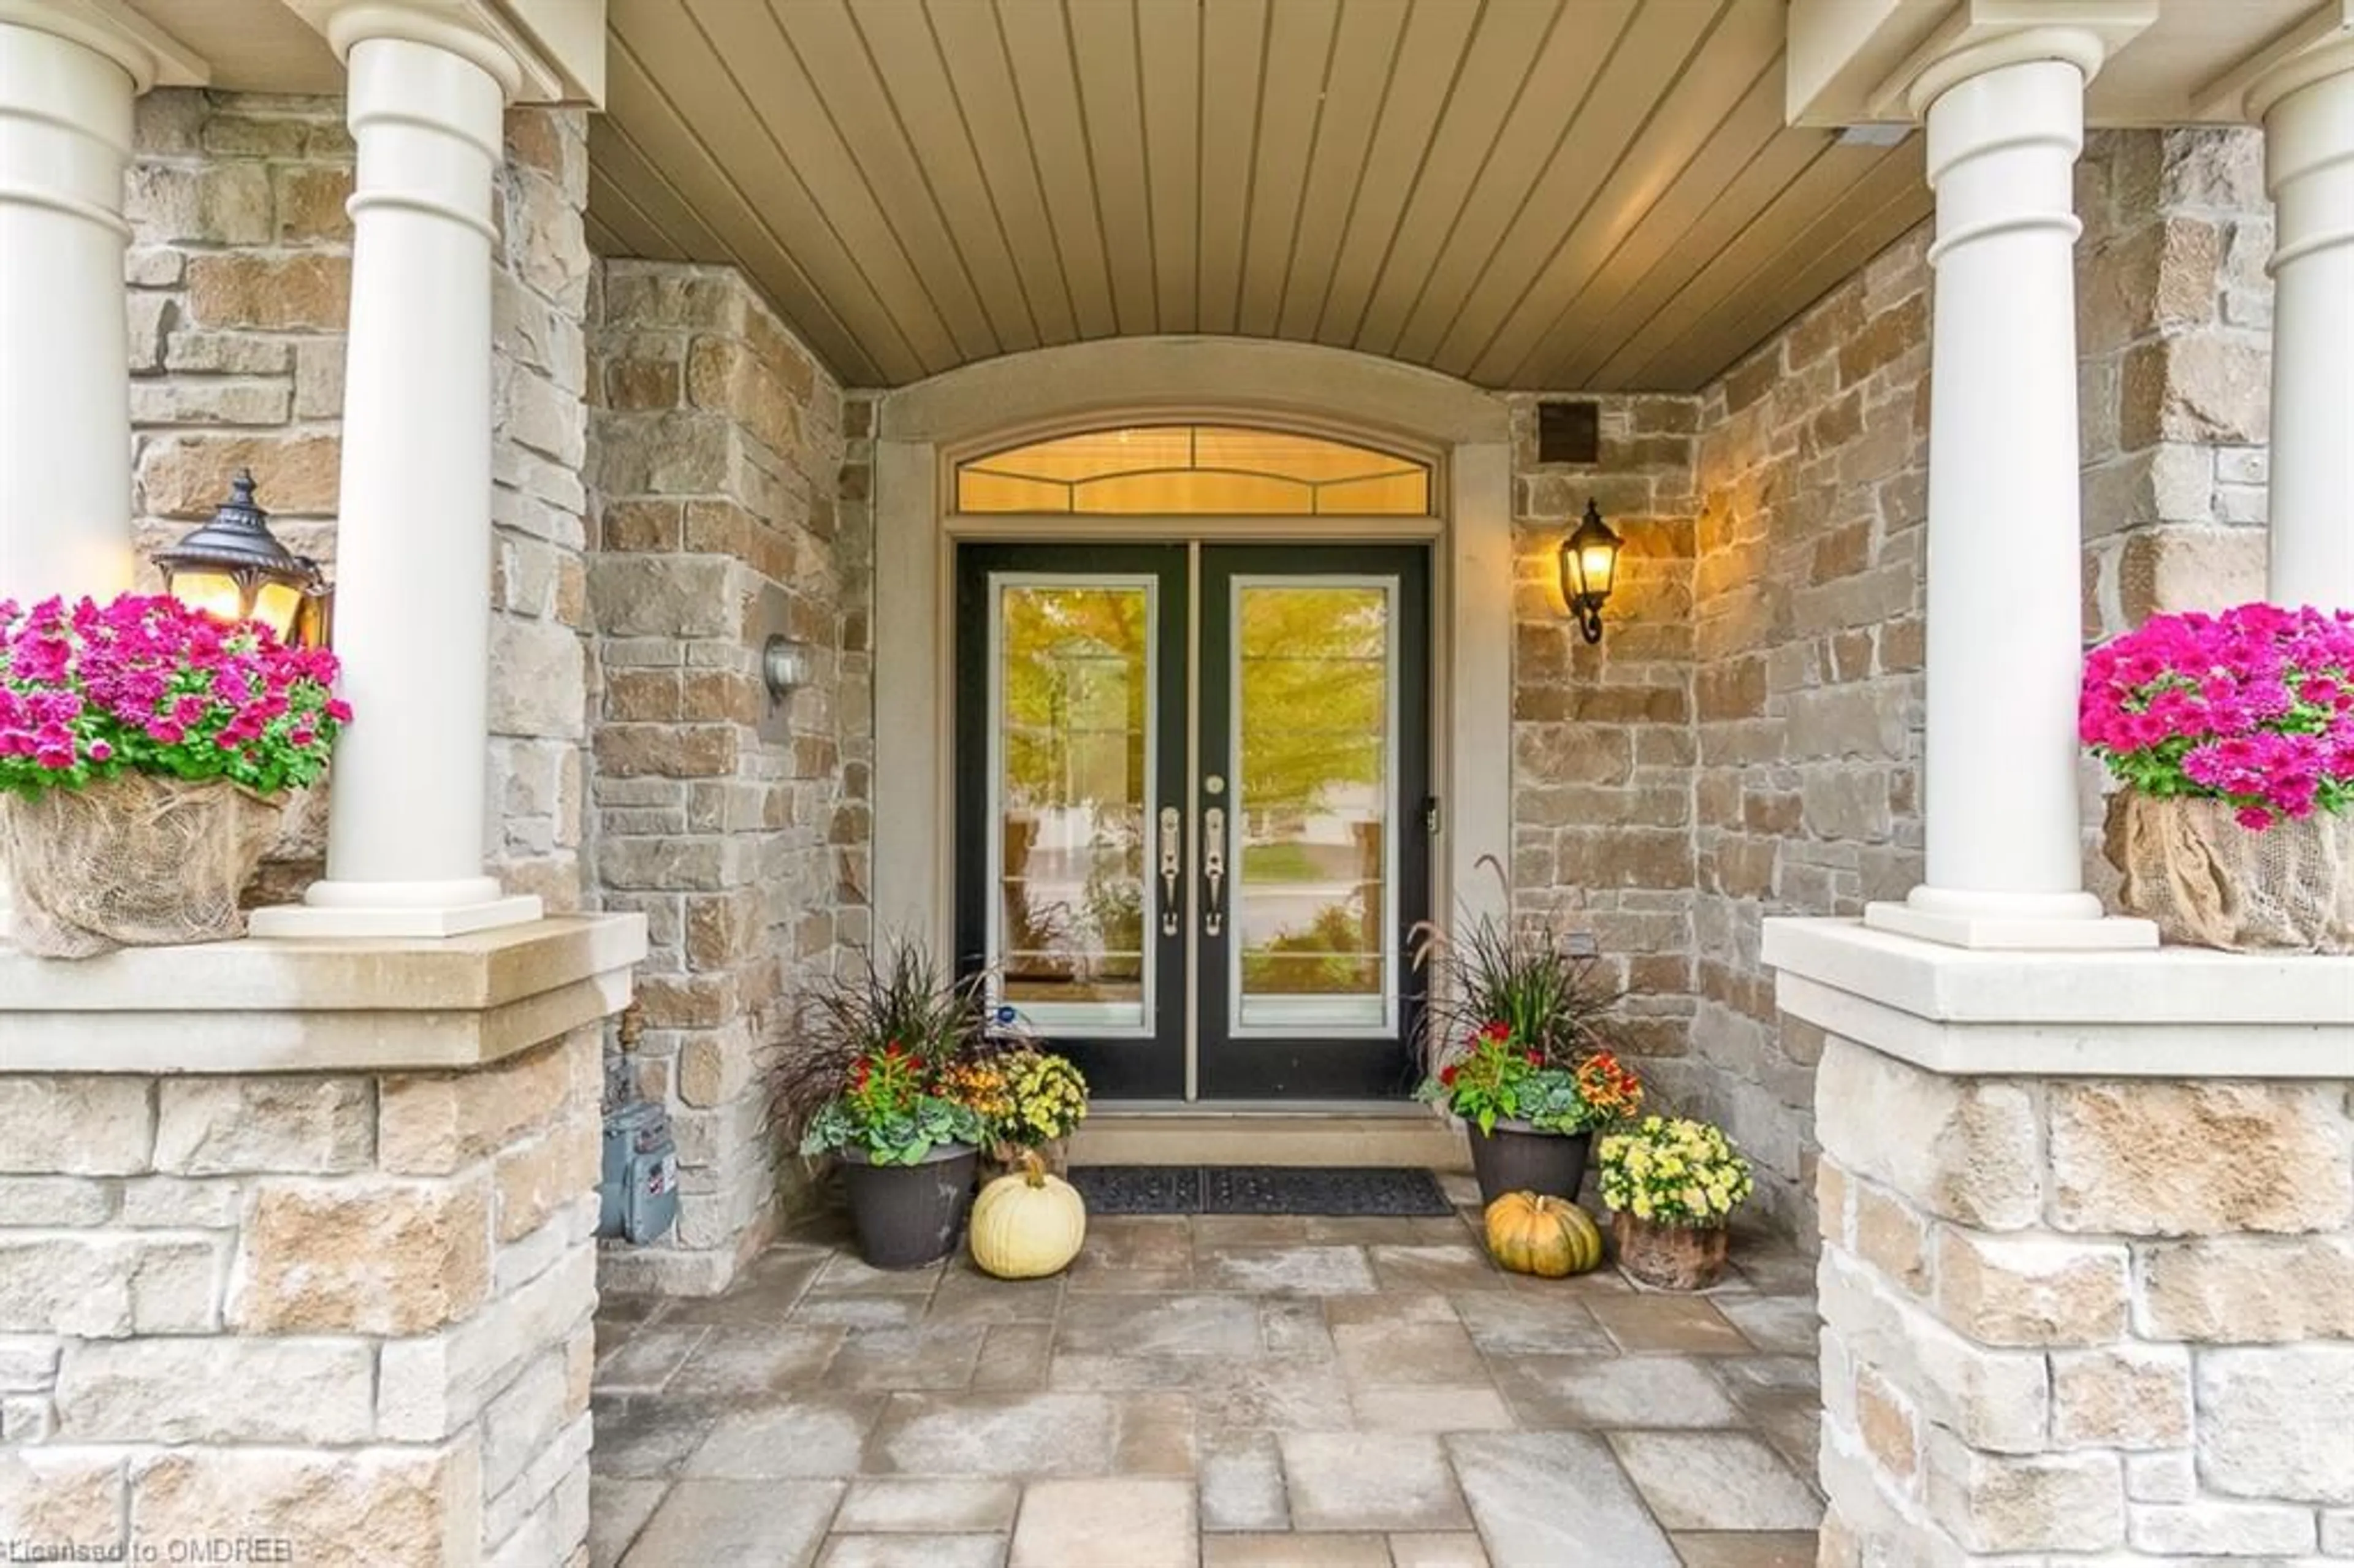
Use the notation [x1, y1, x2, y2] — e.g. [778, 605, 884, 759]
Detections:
[588, 0, 1932, 393]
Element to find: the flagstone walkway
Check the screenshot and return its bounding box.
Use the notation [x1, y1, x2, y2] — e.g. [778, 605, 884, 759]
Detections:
[588, 1181, 1823, 1567]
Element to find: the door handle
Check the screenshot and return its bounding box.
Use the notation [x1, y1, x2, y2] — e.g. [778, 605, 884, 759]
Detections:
[1203, 805, 1226, 937]
[1158, 806, 1181, 937]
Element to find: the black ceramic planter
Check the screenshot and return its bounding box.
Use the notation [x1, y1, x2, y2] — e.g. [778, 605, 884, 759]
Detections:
[1467, 1119, 1591, 1209]
[840, 1141, 979, 1269]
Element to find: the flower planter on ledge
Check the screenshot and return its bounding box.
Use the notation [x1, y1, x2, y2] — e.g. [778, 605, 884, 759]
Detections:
[2108, 791, 2353, 954]
[0, 772, 281, 958]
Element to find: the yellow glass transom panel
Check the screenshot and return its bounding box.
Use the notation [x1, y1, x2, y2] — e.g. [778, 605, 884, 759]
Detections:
[958, 425, 1430, 516]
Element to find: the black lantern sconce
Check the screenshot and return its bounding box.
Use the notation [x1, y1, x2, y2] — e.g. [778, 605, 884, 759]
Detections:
[153, 469, 333, 648]
[1558, 498, 1622, 645]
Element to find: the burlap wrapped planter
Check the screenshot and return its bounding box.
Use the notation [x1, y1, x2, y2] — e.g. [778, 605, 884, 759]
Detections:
[2106, 792, 2354, 954]
[1612, 1211, 1730, 1291]
[980, 1136, 1068, 1186]
[0, 773, 281, 958]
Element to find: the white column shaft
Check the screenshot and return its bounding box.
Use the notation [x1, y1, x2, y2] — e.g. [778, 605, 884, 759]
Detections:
[1867, 55, 2151, 950]
[0, 20, 134, 603]
[2263, 61, 2354, 611]
[255, 34, 538, 937]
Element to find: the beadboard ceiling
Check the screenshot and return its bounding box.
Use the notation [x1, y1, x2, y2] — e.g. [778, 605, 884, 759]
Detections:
[585, 0, 1934, 392]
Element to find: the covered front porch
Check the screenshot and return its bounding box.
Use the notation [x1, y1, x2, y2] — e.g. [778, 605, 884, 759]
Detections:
[2, 1, 2352, 1564]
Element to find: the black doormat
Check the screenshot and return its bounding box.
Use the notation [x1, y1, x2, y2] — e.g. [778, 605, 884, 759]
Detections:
[1069, 1165, 1453, 1217]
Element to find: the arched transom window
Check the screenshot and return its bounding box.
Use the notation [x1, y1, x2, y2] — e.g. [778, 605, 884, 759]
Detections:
[955, 424, 1431, 516]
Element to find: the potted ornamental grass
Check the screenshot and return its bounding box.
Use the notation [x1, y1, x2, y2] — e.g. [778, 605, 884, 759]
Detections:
[0, 593, 347, 958]
[1414, 883, 1644, 1206]
[1598, 1115, 1754, 1291]
[2084, 603, 2353, 952]
[776, 938, 994, 1269]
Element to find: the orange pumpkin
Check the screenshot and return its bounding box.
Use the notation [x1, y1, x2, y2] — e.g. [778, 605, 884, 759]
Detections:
[1484, 1191, 1605, 1278]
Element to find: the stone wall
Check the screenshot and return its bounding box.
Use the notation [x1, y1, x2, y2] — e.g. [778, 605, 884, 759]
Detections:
[1685, 232, 1933, 1239]
[126, 92, 597, 912]
[0, 1032, 603, 1564]
[1814, 1036, 2354, 1562]
[1504, 393, 1702, 1068]
[588, 261, 859, 1294]
[487, 108, 596, 912]
[2078, 128, 2274, 639]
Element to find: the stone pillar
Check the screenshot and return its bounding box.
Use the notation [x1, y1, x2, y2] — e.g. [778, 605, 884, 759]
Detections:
[1764, 918, 2354, 1566]
[2252, 42, 2354, 611]
[0, 14, 144, 602]
[0, 915, 646, 1566]
[251, 12, 540, 938]
[1862, 29, 2154, 951]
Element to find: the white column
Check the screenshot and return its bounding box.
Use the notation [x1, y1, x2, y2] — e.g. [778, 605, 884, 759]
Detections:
[1864, 31, 2155, 951]
[2253, 42, 2354, 612]
[251, 13, 537, 938]
[0, 15, 140, 602]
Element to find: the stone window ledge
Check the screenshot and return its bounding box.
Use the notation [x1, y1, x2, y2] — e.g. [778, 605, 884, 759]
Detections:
[1765, 917, 2354, 1079]
[0, 913, 647, 1075]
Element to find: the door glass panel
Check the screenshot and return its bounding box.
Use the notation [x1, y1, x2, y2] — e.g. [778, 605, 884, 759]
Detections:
[992, 581, 1154, 1033]
[1231, 582, 1393, 1032]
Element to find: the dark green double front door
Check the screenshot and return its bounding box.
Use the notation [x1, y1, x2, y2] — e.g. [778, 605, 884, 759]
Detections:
[955, 542, 1431, 1100]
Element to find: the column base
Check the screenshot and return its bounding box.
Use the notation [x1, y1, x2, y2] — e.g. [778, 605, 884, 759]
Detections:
[1864, 888, 2157, 950]
[249, 892, 544, 939]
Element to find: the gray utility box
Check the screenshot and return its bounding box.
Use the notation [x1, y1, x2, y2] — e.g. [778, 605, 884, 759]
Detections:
[598, 1098, 680, 1245]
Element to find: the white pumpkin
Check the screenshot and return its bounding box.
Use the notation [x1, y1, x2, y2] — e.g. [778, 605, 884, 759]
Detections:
[969, 1152, 1086, 1279]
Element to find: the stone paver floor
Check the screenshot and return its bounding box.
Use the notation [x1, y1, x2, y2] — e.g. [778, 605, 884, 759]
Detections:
[590, 1178, 1822, 1567]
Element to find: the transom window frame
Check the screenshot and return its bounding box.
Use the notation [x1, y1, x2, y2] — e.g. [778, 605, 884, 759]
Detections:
[937, 411, 1450, 537]
[954, 421, 1437, 519]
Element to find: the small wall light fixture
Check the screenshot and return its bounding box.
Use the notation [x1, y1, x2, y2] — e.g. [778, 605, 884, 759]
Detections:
[1558, 498, 1622, 645]
[153, 468, 332, 647]
[761, 634, 812, 701]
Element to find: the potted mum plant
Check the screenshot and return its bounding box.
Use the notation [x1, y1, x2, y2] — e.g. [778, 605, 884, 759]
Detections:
[972, 1046, 1089, 1182]
[1598, 1114, 1754, 1290]
[0, 593, 348, 958]
[775, 938, 992, 1269]
[2083, 603, 2353, 952]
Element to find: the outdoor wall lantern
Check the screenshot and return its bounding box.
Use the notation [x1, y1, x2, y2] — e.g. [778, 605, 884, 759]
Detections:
[1558, 498, 1622, 644]
[762, 635, 812, 699]
[153, 468, 333, 647]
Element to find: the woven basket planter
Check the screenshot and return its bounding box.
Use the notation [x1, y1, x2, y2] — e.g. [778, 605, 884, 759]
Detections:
[0, 773, 281, 958]
[1612, 1211, 1731, 1292]
[2106, 792, 2354, 954]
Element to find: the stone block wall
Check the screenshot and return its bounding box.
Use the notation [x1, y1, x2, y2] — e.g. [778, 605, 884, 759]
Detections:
[2078, 128, 2274, 640]
[1504, 392, 1702, 1067]
[1684, 231, 1933, 1239]
[588, 261, 859, 1294]
[1814, 1036, 2354, 1563]
[0, 1032, 603, 1564]
[488, 108, 596, 912]
[125, 92, 597, 913]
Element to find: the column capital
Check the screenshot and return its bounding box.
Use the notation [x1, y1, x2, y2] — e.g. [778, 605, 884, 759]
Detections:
[2198, 0, 2354, 123]
[1859, 3, 2157, 123]
[0, 0, 207, 92]
[287, 0, 600, 104]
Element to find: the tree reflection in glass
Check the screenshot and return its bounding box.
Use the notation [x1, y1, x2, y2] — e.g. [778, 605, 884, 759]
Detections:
[995, 585, 1151, 1028]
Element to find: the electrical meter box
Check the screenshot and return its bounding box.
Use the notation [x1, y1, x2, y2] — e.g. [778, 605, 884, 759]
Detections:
[598, 1098, 679, 1246]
